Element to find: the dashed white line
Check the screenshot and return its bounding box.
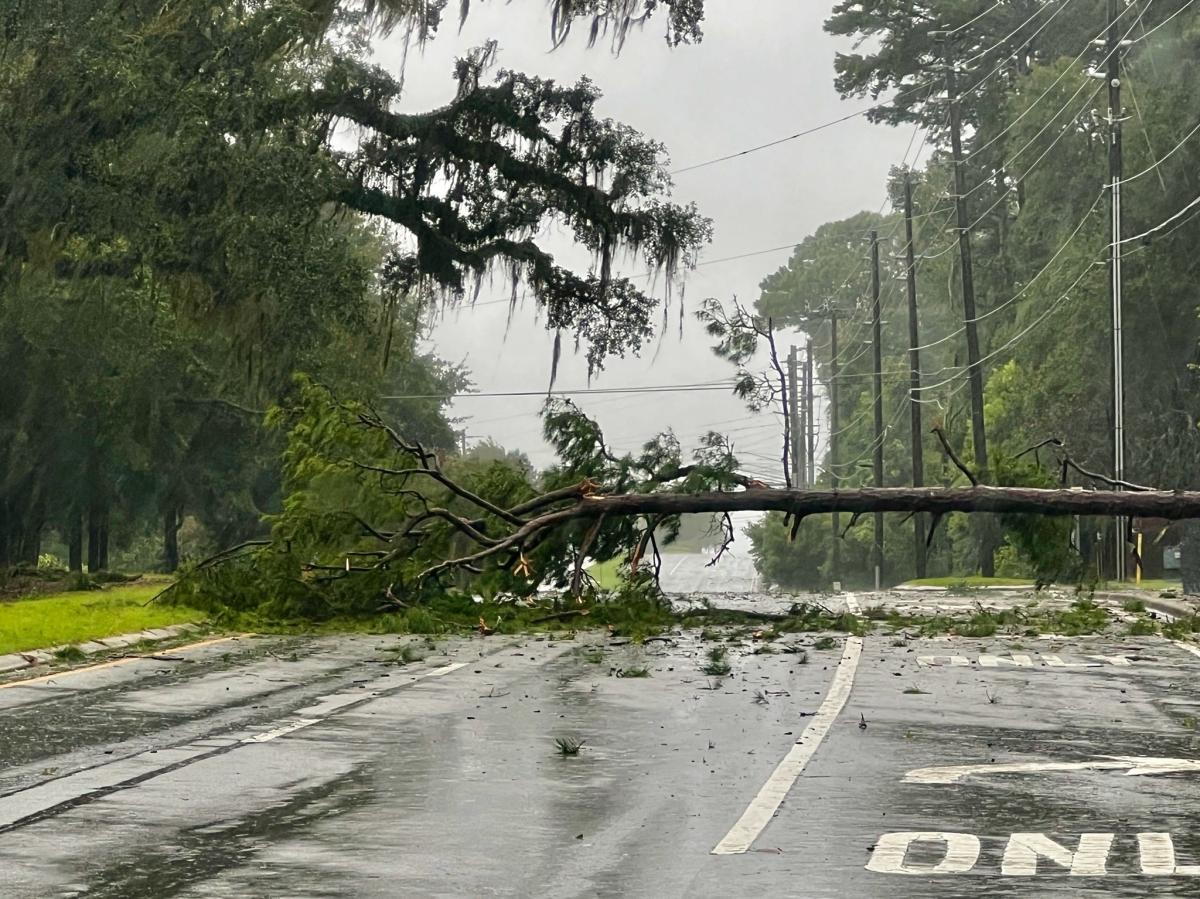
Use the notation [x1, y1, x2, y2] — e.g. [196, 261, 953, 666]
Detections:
[242, 719, 320, 743]
[242, 661, 468, 743]
[711, 593, 863, 855]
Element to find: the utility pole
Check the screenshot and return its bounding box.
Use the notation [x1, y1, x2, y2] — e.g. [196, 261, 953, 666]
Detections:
[942, 35, 994, 577]
[1105, 0, 1127, 582]
[459, 430, 468, 456]
[870, 229, 885, 590]
[805, 337, 816, 487]
[788, 345, 803, 488]
[799, 345, 810, 488]
[828, 307, 841, 586]
[903, 173, 928, 579]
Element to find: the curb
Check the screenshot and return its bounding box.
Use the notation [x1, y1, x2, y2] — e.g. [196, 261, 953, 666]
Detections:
[1093, 590, 1197, 622]
[0, 623, 204, 675]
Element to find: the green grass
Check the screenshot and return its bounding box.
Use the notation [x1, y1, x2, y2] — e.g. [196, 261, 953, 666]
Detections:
[0, 583, 203, 655]
[900, 576, 1035, 588]
[585, 557, 625, 590]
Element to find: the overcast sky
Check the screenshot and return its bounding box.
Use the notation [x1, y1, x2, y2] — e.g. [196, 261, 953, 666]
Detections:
[374, 2, 913, 475]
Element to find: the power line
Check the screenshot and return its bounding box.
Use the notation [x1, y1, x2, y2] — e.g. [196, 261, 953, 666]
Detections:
[914, 250, 1107, 395]
[669, 105, 909, 176]
[948, 0, 1011, 36]
[1116, 190, 1200, 246]
[959, 0, 1076, 68]
[1118, 110, 1200, 187]
[381, 380, 736, 400]
[1126, 0, 1196, 44]
[956, 85, 1106, 233]
[963, 12, 1120, 164]
[670, 0, 1074, 180]
[954, 0, 1144, 207]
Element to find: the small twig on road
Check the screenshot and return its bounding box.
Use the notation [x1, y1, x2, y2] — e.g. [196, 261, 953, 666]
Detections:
[531, 609, 590, 624]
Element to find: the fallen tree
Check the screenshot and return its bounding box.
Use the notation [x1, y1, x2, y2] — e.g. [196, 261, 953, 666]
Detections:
[164, 382, 1195, 619]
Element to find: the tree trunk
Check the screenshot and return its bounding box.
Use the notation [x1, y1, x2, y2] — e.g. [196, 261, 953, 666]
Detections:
[87, 501, 106, 572]
[163, 506, 180, 572]
[68, 511, 83, 572]
[511, 487, 1200, 522]
[19, 526, 40, 566]
[0, 499, 9, 568]
[98, 511, 109, 571]
[1181, 520, 1200, 595]
[18, 489, 43, 567]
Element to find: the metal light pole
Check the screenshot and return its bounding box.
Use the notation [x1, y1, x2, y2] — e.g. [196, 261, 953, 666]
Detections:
[1105, 0, 1127, 582]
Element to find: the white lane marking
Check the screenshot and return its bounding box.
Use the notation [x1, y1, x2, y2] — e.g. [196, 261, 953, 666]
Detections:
[711, 593, 862, 855]
[866, 832, 981, 875]
[868, 831, 1200, 877]
[1174, 640, 1200, 660]
[242, 662, 467, 743]
[903, 755, 1200, 785]
[242, 719, 320, 743]
[1001, 832, 1114, 876]
[1138, 833, 1200, 875]
[917, 652, 1133, 668]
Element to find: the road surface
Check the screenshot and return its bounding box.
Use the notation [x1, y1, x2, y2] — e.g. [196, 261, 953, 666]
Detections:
[658, 549, 761, 594]
[3, 577, 1200, 896]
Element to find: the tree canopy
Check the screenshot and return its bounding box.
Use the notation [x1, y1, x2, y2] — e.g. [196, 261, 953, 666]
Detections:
[0, 0, 711, 572]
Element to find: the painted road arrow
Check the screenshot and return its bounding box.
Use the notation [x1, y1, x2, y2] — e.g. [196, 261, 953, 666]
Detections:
[903, 756, 1200, 785]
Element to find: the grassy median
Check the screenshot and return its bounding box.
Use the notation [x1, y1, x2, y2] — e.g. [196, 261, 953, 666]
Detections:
[0, 580, 204, 655]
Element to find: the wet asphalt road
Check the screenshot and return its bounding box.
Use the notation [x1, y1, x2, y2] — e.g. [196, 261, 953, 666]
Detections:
[3, 572, 1200, 896]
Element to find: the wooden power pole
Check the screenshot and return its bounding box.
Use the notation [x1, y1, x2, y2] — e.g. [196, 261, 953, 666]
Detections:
[788, 345, 803, 488]
[870, 229, 885, 589]
[805, 337, 816, 487]
[828, 307, 841, 585]
[903, 173, 928, 579]
[942, 37, 995, 576]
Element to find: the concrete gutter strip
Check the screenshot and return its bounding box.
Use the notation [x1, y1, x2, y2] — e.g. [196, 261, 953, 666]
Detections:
[1093, 590, 1198, 621]
[0, 623, 203, 676]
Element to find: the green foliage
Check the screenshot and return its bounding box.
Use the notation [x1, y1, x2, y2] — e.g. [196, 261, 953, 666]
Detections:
[747, 3, 1200, 587]
[991, 454, 1082, 587]
[885, 598, 1110, 638]
[747, 513, 829, 591]
[700, 645, 732, 676]
[0, 0, 710, 587]
[1128, 618, 1158, 636]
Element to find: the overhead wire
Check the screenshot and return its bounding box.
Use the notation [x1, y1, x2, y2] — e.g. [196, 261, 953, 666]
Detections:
[1117, 104, 1200, 188]
[1116, 190, 1200, 247]
[1126, 0, 1196, 44]
[381, 380, 736, 400]
[959, 0, 1073, 66]
[670, 0, 1081, 178]
[948, 0, 1012, 35]
[911, 248, 1106, 395]
[1121, 72, 1170, 194]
